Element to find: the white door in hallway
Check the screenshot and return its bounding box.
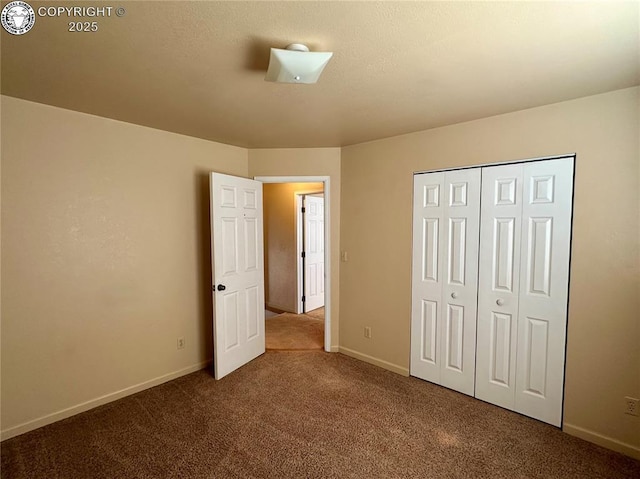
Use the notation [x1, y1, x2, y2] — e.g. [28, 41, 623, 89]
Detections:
[210, 173, 265, 379]
[475, 158, 574, 426]
[304, 195, 325, 312]
[411, 168, 481, 396]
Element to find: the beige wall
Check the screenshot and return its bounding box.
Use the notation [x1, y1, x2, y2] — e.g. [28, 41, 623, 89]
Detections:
[263, 182, 323, 313]
[249, 148, 341, 350]
[339, 87, 640, 456]
[0, 97, 248, 437]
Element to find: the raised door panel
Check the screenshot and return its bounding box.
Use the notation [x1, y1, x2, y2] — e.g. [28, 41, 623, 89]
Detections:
[489, 311, 513, 387]
[514, 157, 574, 427]
[439, 168, 480, 396]
[445, 304, 464, 372]
[422, 218, 440, 282]
[222, 291, 240, 351]
[419, 300, 438, 364]
[244, 217, 259, 273]
[411, 172, 445, 383]
[221, 217, 239, 276]
[245, 285, 260, 341]
[475, 164, 523, 409]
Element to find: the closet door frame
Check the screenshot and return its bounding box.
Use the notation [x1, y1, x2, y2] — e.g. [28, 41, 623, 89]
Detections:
[411, 154, 575, 428]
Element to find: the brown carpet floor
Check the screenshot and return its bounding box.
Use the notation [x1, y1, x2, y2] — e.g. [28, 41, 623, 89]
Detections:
[305, 307, 325, 321]
[266, 312, 324, 350]
[2, 351, 639, 479]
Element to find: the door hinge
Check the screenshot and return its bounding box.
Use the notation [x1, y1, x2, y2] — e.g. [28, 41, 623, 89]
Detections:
[301, 251, 306, 258]
[301, 207, 306, 213]
[302, 295, 306, 302]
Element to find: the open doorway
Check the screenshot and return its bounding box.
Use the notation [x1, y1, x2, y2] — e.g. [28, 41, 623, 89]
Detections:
[256, 176, 331, 352]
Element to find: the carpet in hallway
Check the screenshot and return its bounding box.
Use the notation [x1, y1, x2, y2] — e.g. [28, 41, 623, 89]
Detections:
[265, 312, 324, 350]
[305, 306, 325, 321]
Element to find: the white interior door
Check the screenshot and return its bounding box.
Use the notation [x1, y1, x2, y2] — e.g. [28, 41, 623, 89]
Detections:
[411, 168, 480, 396]
[210, 173, 265, 379]
[476, 158, 573, 426]
[303, 195, 325, 312]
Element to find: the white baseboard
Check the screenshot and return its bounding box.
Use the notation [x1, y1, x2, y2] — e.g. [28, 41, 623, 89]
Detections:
[338, 346, 409, 377]
[265, 302, 293, 313]
[1, 360, 211, 442]
[563, 423, 640, 460]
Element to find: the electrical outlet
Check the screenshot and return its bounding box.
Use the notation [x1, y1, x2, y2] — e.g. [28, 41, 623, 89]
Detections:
[364, 327, 371, 339]
[624, 397, 639, 416]
[177, 337, 185, 350]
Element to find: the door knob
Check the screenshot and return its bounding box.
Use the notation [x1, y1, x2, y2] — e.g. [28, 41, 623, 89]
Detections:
[496, 299, 504, 306]
[217, 284, 226, 291]
[451, 292, 458, 299]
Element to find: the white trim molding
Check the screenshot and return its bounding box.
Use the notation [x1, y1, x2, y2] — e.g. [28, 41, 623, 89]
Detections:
[1, 361, 211, 441]
[339, 347, 410, 377]
[255, 176, 332, 353]
[563, 423, 640, 460]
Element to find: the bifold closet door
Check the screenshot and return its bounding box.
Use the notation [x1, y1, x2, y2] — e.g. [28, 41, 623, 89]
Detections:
[411, 168, 480, 396]
[475, 163, 524, 409]
[475, 157, 574, 427]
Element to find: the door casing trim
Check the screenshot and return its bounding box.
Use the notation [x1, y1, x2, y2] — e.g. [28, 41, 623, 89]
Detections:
[255, 176, 331, 352]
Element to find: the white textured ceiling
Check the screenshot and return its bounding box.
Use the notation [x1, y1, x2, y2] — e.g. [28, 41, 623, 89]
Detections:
[2, 1, 639, 148]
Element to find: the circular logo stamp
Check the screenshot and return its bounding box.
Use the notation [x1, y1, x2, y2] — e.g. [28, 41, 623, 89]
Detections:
[2, 1, 35, 35]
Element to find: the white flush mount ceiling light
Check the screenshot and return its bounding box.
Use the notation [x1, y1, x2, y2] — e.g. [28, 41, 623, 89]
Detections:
[265, 43, 333, 84]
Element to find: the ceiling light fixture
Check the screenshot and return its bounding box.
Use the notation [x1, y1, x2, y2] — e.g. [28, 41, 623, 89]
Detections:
[265, 43, 333, 84]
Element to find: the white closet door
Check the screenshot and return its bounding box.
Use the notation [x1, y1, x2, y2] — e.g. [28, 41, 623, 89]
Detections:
[411, 169, 480, 396]
[515, 158, 573, 426]
[411, 172, 445, 384]
[439, 168, 481, 395]
[476, 158, 573, 426]
[476, 164, 524, 408]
